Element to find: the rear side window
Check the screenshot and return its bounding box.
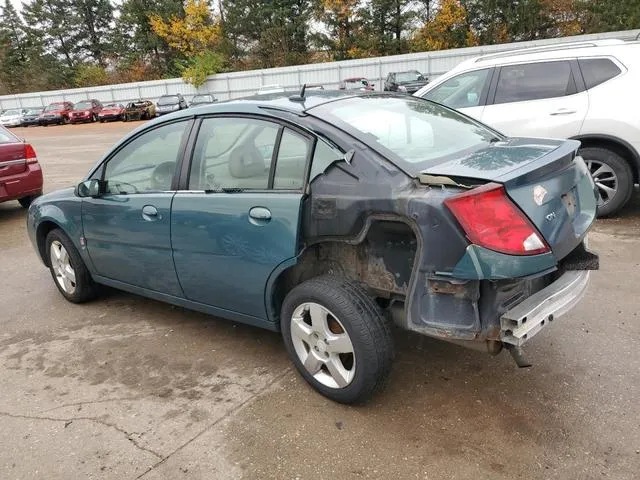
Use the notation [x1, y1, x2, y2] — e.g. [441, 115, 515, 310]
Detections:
[579, 58, 621, 89]
[494, 61, 575, 104]
[0, 126, 18, 144]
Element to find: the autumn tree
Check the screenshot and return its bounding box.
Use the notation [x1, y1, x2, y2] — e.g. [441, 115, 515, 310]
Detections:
[313, 0, 365, 60]
[150, 0, 225, 86]
[413, 0, 474, 51]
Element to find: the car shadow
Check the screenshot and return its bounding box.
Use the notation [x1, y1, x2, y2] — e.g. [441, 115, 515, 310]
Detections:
[0, 202, 26, 223]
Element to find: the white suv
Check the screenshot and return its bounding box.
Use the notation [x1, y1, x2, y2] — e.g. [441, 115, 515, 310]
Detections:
[414, 39, 640, 216]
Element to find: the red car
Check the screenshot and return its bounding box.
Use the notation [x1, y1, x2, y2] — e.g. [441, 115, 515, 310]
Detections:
[98, 103, 126, 122]
[69, 99, 103, 124]
[0, 125, 43, 208]
[39, 102, 74, 126]
[339, 77, 375, 91]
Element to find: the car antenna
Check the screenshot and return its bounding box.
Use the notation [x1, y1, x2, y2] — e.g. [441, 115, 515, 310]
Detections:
[289, 84, 307, 102]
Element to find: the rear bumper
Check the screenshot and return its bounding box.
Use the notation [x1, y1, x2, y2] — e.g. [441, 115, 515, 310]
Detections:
[500, 270, 590, 347]
[0, 163, 43, 202]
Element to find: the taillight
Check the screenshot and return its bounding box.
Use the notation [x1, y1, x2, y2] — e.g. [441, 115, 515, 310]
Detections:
[444, 183, 549, 256]
[24, 144, 38, 164]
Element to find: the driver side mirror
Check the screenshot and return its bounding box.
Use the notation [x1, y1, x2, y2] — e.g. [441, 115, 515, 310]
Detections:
[76, 179, 104, 198]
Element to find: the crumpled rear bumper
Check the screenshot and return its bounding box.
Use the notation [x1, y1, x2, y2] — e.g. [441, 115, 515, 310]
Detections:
[500, 270, 590, 347]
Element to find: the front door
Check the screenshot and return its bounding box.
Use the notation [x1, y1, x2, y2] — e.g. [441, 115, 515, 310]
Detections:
[82, 120, 191, 296]
[171, 116, 311, 320]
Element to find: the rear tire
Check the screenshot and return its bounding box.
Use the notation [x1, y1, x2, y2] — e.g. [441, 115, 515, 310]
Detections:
[281, 275, 394, 404]
[45, 229, 98, 303]
[18, 192, 41, 208]
[579, 146, 633, 217]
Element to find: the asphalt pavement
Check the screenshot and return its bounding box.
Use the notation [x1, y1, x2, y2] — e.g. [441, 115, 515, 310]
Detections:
[0, 121, 638, 479]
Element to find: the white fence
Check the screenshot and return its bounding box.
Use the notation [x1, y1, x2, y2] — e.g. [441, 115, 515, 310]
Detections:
[1, 29, 638, 110]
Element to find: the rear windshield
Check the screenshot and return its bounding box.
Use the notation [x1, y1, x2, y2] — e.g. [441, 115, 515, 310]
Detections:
[44, 103, 64, 112]
[0, 126, 18, 143]
[158, 96, 179, 105]
[309, 96, 499, 175]
[396, 71, 424, 83]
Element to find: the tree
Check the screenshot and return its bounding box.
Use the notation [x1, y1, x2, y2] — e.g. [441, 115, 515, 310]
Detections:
[413, 0, 474, 51]
[0, 0, 29, 92]
[73, 0, 115, 65]
[578, 0, 640, 33]
[360, 0, 416, 55]
[22, 0, 77, 69]
[150, 0, 225, 86]
[313, 0, 364, 60]
[221, 0, 312, 68]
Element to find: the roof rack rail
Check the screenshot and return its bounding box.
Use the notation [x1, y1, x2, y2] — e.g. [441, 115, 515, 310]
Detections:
[474, 39, 626, 63]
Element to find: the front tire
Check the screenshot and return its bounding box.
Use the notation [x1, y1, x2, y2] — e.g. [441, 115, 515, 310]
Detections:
[281, 275, 394, 404]
[45, 229, 98, 303]
[579, 146, 634, 217]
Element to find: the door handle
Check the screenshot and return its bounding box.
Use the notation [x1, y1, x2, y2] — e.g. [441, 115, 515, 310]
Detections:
[248, 207, 271, 224]
[549, 108, 577, 116]
[142, 205, 159, 220]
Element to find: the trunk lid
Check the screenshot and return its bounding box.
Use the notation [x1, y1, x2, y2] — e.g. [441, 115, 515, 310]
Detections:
[421, 138, 597, 260]
[0, 128, 27, 177]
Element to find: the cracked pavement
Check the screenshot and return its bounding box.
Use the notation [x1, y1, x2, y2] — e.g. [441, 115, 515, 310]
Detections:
[1, 122, 639, 479]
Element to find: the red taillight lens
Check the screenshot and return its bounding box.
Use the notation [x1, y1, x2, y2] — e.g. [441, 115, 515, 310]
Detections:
[24, 144, 38, 164]
[444, 183, 549, 256]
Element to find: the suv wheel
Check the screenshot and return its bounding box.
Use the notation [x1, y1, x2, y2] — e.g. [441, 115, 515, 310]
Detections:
[281, 275, 394, 404]
[579, 147, 633, 217]
[45, 229, 98, 303]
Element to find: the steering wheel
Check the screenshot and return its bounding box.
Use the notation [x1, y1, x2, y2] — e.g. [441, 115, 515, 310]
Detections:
[151, 162, 176, 191]
[110, 181, 139, 194]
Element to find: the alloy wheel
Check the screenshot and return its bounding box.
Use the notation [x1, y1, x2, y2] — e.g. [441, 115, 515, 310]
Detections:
[585, 159, 618, 207]
[49, 240, 76, 294]
[290, 302, 356, 389]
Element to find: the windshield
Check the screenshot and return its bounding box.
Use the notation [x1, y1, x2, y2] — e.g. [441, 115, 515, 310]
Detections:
[309, 96, 499, 175]
[193, 95, 213, 102]
[74, 102, 92, 110]
[2, 109, 20, 116]
[44, 103, 64, 112]
[26, 109, 42, 115]
[104, 104, 120, 108]
[396, 71, 423, 83]
[158, 96, 179, 105]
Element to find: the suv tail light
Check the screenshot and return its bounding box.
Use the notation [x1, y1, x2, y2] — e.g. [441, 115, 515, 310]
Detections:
[444, 183, 549, 256]
[24, 144, 38, 164]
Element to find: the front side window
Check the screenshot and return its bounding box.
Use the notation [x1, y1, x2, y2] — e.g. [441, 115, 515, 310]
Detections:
[578, 58, 621, 89]
[189, 117, 280, 190]
[494, 61, 574, 104]
[310, 96, 498, 175]
[422, 68, 491, 108]
[103, 121, 188, 194]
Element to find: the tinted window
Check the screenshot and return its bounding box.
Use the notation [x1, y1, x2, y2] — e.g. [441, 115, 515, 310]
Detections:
[423, 68, 490, 108]
[273, 129, 311, 190]
[579, 58, 621, 89]
[311, 96, 498, 174]
[494, 61, 574, 104]
[103, 121, 187, 194]
[189, 117, 279, 190]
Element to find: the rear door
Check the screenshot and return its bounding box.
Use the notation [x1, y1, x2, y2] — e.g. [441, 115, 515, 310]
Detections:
[481, 60, 588, 139]
[171, 116, 311, 321]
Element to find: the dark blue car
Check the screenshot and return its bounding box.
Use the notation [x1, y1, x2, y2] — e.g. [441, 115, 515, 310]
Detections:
[27, 91, 599, 403]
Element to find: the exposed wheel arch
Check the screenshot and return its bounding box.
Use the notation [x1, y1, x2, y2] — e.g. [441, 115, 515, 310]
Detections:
[572, 134, 640, 183]
[267, 216, 420, 327]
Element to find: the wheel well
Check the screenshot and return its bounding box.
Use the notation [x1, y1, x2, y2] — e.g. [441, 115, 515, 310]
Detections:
[36, 221, 59, 266]
[576, 136, 640, 183]
[269, 219, 418, 325]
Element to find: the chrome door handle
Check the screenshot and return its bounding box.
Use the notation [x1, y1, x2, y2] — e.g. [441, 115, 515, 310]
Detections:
[249, 207, 271, 223]
[142, 205, 159, 220]
[549, 109, 576, 116]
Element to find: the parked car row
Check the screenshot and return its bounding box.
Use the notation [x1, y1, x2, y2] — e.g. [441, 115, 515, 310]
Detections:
[0, 94, 218, 128]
